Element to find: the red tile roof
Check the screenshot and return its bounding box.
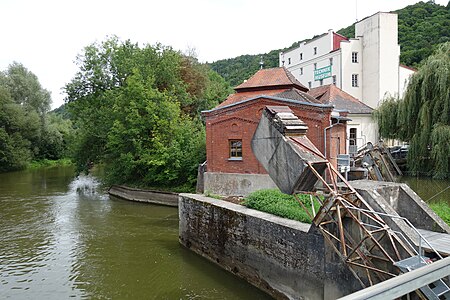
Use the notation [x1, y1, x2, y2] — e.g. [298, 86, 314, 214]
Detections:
[216, 89, 288, 108]
[309, 84, 373, 114]
[234, 67, 308, 92]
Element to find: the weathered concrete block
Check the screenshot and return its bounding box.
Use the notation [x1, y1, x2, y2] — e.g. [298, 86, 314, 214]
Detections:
[349, 180, 450, 234]
[179, 193, 361, 299]
[203, 172, 278, 196]
[251, 108, 328, 194]
[108, 185, 178, 206]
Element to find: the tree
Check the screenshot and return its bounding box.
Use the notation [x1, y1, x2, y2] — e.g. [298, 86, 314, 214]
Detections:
[375, 42, 450, 178]
[0, 62, 72, 172]
[65, 37, 227, 188]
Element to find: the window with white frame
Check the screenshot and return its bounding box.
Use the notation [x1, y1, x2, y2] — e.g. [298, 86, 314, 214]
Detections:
[332, 75, 336, 85]
[308, 81, 312, 89]
[352, 74, 358, 87]
[314, 63, 317, 70]
[313, 47, 317, 55]
[300, 53, 303, 60]
[300, 67, 303, 75]
[288, 57, 291, 65]
[329, 57, 333, 65]
[319, 79, 323, 86]
[352, 52, 358, 63]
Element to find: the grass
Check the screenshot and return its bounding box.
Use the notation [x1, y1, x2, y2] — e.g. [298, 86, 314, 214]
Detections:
[243, 189, 320, 223]
[27, 158, 74, 169]
[429, 201, 450, 225]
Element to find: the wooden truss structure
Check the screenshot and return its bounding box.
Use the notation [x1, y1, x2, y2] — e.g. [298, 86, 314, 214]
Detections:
[294, 160, 418, 288]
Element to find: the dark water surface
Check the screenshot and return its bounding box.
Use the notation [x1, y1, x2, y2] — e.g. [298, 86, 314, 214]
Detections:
[0, 167, 271, 299]
[400, 176, 450, 204]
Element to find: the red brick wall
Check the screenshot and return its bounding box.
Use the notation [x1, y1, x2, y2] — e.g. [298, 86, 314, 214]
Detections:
[204, 98, 340, 174]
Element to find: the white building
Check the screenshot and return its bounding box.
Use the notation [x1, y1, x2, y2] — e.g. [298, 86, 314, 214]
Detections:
[280, 12, 415, 149]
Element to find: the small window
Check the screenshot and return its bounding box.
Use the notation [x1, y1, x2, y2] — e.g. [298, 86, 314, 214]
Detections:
[308, 81, 312, 89]
[352, 52, 358, 63]
[332, 75, 337, 85]
[319, 79, 323, 86]
[314, 63, 317, 70]
[313, 47, 317, 55]
[329, 57, 333, 65]
[352, 74, 358, 87]
[349, 128, 357, 154]
[229, 140, 242, 159]
[288, 57, 291, 65]
[300, 67, 303, 75]
[300, 53, 303, 60]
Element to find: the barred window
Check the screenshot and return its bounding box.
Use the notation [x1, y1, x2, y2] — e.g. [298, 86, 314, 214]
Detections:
[352, 52, 358, 63]
[352, 74, 358, 87]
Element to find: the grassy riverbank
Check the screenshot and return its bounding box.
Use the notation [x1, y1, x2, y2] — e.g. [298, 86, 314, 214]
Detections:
[27, 158, 74, 169]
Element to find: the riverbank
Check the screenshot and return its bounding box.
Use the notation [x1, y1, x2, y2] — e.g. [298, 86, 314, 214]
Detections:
[26, 158, 73, 169]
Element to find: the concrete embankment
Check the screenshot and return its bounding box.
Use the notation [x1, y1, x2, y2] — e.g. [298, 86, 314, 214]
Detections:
[108, 185, 178, 207]
[178, 193, 361, 300]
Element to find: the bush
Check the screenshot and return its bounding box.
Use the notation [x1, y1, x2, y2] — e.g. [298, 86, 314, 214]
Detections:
[243, 189, 319, 223]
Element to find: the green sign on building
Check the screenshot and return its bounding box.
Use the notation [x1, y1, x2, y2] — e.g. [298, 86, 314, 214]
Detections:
[314, 65, 332, 81]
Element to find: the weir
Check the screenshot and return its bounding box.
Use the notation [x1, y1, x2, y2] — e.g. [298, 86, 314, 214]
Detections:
[251, 106, 450, 299]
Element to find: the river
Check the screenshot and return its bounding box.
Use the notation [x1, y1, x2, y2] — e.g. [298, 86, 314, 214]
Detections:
[0, 167, 271, 299]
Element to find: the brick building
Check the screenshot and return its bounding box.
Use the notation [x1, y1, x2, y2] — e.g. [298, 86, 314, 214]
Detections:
[201, 67, 348, 196]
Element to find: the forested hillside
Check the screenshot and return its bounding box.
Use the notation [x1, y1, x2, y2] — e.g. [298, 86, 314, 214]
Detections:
[210, 1, 449, 88]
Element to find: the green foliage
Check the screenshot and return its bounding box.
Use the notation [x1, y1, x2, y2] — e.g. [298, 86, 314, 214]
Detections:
[397, 1, 450, 67]
[243, 189, 319, 223]
[209, 40, 303, 88]
[376, 42, 450, 178]
[27, 158, 73, 169]
[66, 37, 227, 188]
[429, 201, 450, 225]
[0, 63, 73, 172]
[373, 96, 401, 140]
[212, 1, 448, 87]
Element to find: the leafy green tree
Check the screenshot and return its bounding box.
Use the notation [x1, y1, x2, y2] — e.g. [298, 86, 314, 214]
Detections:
[0, 62, 72, 172]
[1, 62, 51, 116]
[376, 42, 450, 178]
[65, 37, 226, 188]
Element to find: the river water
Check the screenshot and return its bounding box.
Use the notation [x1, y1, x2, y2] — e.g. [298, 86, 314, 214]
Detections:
[0, 167, 271, 299]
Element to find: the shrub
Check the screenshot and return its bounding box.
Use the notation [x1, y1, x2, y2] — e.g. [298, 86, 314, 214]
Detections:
[243, 189, 319, 223]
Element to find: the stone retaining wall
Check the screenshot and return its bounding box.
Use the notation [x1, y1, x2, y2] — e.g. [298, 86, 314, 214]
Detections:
[179, 193, 361, 299]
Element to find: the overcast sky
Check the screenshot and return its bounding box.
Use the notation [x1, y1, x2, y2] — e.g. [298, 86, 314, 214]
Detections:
[1, 0, 447, 109]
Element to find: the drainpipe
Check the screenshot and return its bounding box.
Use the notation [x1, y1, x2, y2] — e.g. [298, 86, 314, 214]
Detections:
[324, 120, 342, 159]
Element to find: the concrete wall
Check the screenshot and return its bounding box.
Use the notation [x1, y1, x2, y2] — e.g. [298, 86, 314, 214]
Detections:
[179, 193, 361, 299]
[349, 180, 450, 234]
[108, 185, 178, 207]
[203, 172, 278, 196]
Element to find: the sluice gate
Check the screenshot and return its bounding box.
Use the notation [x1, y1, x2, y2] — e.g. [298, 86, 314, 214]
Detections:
[251, 106, 450, 299]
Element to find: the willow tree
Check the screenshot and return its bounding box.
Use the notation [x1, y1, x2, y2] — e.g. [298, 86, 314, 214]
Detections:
[375, 42, 450, 178]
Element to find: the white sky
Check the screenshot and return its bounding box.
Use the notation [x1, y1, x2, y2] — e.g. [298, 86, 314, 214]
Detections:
[1, 0, 447, 109]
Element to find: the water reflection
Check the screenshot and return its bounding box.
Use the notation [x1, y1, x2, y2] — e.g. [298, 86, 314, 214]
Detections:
[0, 168, 271, 299]
[400, 176, 450, 204]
